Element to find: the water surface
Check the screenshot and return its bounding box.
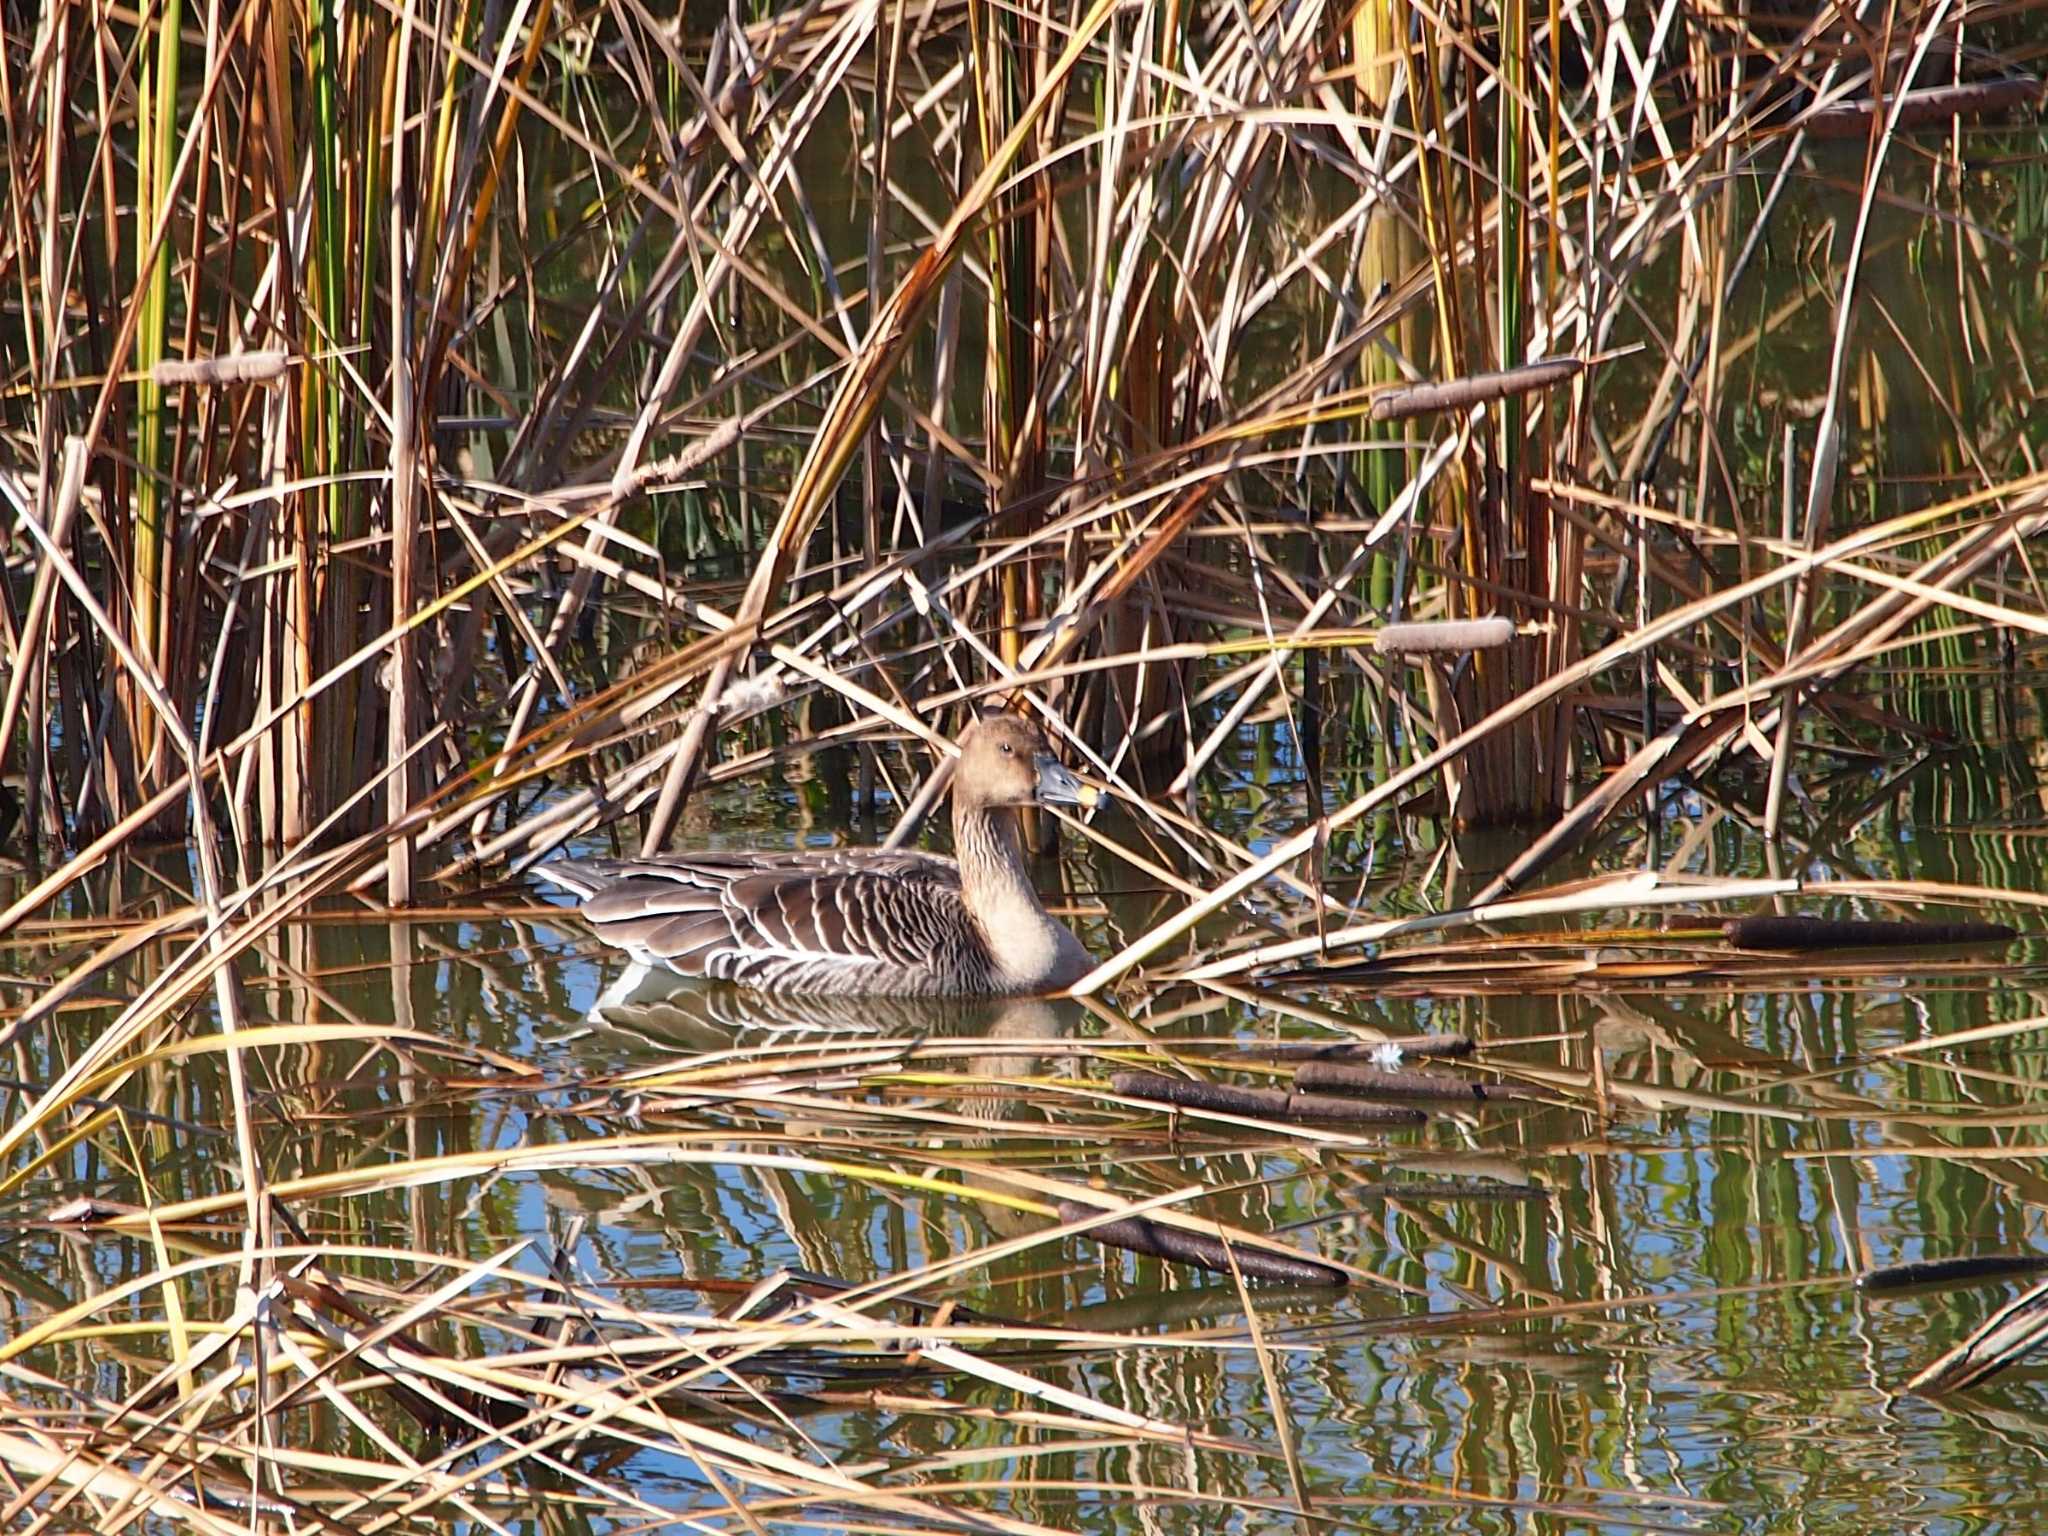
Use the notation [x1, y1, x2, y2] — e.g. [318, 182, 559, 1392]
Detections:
[12, 725, 2048, 1533]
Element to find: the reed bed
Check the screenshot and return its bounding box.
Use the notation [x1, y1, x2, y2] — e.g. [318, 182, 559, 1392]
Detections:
[10, 901, 2048, 1524]
[6, 0, 2048, 1525]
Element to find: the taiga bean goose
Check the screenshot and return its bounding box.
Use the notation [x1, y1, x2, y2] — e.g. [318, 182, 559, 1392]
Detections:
[539, 715, 1099, 996]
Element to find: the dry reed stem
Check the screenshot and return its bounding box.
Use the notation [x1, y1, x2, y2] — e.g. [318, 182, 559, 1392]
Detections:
[7, 1, 2048, 1522]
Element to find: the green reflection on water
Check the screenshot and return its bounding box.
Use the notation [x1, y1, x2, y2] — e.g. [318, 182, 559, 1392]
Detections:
[10, 734, 2048, 1533]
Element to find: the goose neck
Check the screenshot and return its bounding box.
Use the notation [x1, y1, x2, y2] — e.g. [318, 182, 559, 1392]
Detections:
[952, 802, 1038, 911]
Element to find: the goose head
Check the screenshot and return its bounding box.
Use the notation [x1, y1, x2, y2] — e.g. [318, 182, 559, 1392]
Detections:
[954, 716, 1099, 813]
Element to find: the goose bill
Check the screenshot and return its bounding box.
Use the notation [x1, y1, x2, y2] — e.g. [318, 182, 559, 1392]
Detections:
[1034, 754, 1100, 808]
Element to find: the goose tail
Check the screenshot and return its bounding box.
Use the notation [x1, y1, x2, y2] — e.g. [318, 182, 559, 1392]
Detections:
[531, 858, 620, 901]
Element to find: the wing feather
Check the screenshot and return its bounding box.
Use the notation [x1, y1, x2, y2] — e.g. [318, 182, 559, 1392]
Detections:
[539, 852, 990, 992]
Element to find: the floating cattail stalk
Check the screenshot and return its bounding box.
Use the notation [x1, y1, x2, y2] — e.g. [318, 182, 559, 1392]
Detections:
[1859, 1254, 2048, 1294]
[1292, 1062, 1541, 1102]
[1110, 1070, 1427, 1125]
[1722, 916, 2018, 952]
[1057, 1201, 1347, 1287]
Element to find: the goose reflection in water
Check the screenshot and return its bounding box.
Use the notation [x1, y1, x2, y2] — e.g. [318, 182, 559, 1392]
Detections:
[574, 964, 1083, 1126]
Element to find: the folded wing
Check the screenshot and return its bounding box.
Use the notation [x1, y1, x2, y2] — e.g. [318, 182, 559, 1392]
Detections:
[538, 853, 979, 992]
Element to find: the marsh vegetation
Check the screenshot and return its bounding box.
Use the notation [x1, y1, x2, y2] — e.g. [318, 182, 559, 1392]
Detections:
[5, 0, 2048, 1528]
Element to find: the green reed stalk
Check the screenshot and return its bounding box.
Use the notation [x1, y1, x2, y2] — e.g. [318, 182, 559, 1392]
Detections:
[303, 0, 349, 821]
[306, 0, 344, 540]
[1353, 0, 1411, 796]
[968, 0, 1037, 679]
[418, 0, 471, 288]
[360, 27, 393, 352]
[1492, 0, 1534, 822]
[1496, 0, 1526, 501]
[133, 0, 185, 778]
